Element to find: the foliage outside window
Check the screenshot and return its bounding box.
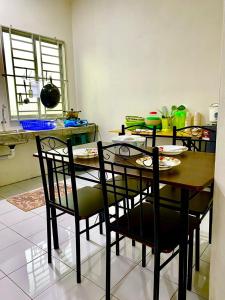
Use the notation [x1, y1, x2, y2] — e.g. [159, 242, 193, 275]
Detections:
[1, 26, 68, 120]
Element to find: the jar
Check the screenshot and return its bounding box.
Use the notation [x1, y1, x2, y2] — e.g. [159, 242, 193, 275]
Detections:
[145, 112, 161, 129]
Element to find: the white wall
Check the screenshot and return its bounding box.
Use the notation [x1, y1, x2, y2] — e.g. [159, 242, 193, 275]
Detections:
[0, 0, 76, 125]
[209, 2, 225, 298]
[72, 0, 223, 140]
[0, 0, 75, 186]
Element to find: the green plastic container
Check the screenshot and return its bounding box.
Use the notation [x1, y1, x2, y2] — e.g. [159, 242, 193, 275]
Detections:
[125, 120, 145, 130]
[145, 112, 162, 129]
[173, 110, 186, 129]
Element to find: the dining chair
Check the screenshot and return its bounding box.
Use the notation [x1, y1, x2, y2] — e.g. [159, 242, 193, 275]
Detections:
[35, 136, 124, 283]
[97, 141, 198, 300]
[152, 125, 215, 271]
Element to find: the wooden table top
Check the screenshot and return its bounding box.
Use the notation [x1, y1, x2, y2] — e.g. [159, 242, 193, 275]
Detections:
[73, 143, 215, 191]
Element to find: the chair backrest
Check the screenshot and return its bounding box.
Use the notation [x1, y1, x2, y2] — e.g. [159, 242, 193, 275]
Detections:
[172, 126, 216, 153]
[36, 136, 79, 216]
[120, 124, 157, 147]
[97, 141, 160, 249]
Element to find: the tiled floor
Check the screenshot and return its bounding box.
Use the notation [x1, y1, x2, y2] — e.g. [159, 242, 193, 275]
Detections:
[0, 175, 211, 299]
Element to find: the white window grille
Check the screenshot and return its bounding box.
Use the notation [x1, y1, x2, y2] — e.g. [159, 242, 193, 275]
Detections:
[1, 26, 68, 120]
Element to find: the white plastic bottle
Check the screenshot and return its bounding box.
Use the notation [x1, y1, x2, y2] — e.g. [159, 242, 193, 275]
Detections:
[193, 112, 201, 126]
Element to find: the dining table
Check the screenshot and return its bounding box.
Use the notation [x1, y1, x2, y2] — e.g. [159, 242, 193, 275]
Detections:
[34, 141, 215, 300]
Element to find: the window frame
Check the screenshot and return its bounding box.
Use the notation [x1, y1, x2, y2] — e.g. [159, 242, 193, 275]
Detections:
[1, 26, 68, 121]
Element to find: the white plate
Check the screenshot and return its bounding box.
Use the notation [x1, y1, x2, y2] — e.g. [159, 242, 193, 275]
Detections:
[158, 145, 188, 155]
[73, 148, 98, 159]
[136, 156, 181, 170]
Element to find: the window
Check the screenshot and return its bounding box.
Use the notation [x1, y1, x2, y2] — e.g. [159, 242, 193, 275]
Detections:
[1, 26, 68, 120]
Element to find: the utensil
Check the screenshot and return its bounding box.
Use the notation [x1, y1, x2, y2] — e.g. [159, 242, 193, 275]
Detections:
[40, 77, 60, 109]
[18, 93, 23, 105]
[28, 81, 33, 98]
[23, 80, 30, 104]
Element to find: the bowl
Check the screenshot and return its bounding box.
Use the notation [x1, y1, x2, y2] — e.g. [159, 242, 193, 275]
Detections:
[112, 135, 146, 156]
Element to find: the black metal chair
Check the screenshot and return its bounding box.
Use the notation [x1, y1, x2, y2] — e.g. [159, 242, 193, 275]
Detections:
[152, 125, 215, 271]
[35, 136, 124, 283]
[97, 141, 198, 300]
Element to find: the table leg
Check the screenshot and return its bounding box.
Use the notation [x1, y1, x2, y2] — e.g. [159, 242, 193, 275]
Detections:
[178, 188, 189, 300]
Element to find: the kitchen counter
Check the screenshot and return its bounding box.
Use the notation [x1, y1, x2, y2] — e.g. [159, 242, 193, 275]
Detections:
[0, 123, 97, 146]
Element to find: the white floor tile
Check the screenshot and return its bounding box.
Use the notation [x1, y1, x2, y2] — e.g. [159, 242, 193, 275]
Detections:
[0, 209, 35, 226]
[8, 253, 73, 298]
[0, 221, 6, 231]
[10, 214, 46, 237]
[143, 252, 179, 284]
[58, 214, 86, 233]
[0, 199, 17, 215]
[31, 205, 46, 215]
[27, 226, 74, 251]
[171, 290, 207, 300]
[0, 227, 24, 250]
[81, 248, 137, 289]
[0, 270, 5, 279]
[200, 213, 209, 237]
[35, 271, 104, 300]
[201, 245, 211, 263]
[0, 276, 30, 300]
[52, 237, 102, 269]
[112, 264, 177, 300]
[111, 237, 150, 263]
[0, 239, 45, 275]
[87, 225, 116, 247]
[191, 260, 209, 299]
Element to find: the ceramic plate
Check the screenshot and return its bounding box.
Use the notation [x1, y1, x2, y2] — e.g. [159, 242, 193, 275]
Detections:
[73, 148, 98, 159]
[136, 156, 181, 170]
[158, 145, 188, 155]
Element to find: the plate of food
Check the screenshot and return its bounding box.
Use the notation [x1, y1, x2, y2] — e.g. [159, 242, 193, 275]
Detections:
[158, 145, 188, 156]
[136, 156, 181, 170]
[73, 148, 98, 159]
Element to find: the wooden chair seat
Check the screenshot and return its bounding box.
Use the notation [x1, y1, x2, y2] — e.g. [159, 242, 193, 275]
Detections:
[57, 186, 123, 219]
[111, 202, 199, 253]
[147, 185, 212, 215]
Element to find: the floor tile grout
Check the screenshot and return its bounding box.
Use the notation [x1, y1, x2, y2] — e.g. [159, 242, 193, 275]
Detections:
[0, 175, 210, 300]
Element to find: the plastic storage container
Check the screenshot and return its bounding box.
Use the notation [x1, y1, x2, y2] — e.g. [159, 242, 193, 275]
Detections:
[145, 112, 161, 129]
[173, 110, 186, 129]
[20, 119, 56, 131]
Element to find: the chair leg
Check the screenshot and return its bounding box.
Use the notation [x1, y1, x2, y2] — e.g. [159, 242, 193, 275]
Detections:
[75, 220, 81, 283]
[51, 207, 59, 250]
[86, 219, 90, 241]
[99, 212, 103, 235]
[116, 233, 120, 256]
[106, 233, 111, 300]
[153, 249, 160, 300]
[46, 205, 52, 263]
[209, 206, 213, 244]
[195, 225, 200, 271]
[131, 198, 135, 247]
[187, 232, 193, 291]
[142, 244, 146, 267]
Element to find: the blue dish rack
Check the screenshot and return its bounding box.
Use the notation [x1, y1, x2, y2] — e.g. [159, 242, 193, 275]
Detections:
[20, 119, 56, 131]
